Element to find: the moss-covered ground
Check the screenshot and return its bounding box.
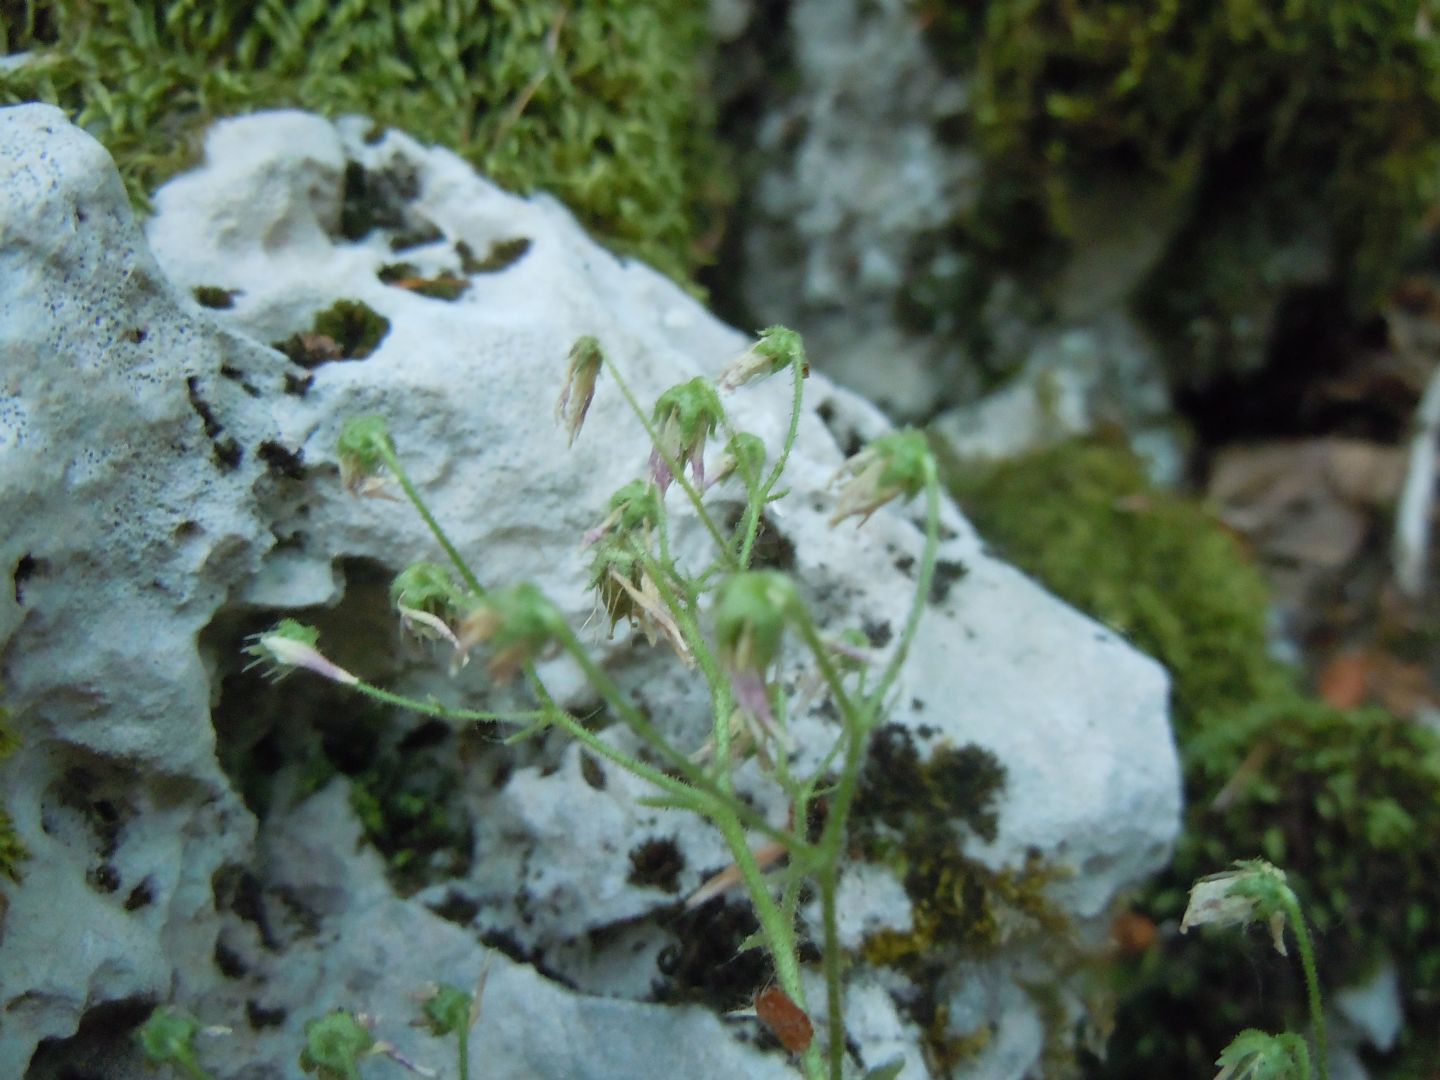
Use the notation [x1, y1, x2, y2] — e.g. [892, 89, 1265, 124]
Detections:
[0, 0, 727, 284]
[944, 436, 1440, 1077]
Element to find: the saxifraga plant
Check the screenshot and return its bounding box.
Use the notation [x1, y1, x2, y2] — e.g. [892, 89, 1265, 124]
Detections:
[245, 326, 941, 1080]
[1180, 859, 1330, 1080]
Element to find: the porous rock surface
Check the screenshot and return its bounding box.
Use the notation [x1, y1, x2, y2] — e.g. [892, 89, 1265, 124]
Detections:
[0, 103, 1180, 1078]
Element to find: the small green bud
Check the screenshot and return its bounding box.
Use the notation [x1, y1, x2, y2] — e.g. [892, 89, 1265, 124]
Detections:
[650, 378, 725, 493]
[336, 416, 395, 495]
[1213, 1029, 1310, 1080]
[391, 562, 467, 619]
[714, 572, 797, 674]
[419, 984, 473, 1037]
[585, 480, 663, 545]
[828, 429, 932, 527]
[717, 325, 809, 390]
[136, 1006, 211, 1079]
[715, 572, 798, 728]
[556, 336, 604, 447]
[299, 1011, 376, 1080]
[456, 583, 561, 681]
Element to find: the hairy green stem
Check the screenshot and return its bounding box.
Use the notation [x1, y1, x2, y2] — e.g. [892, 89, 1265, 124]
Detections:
[711, 813, 826, 1080]
[795, 466, 943, 1080]
[817, 865, 845, 1080]
[376, 443, 485, 598]
[867, 464, 941, 714]
[347, 682, 543, 726]
[736, 357, 807, 568]
[1284, 894, 1329, 1080]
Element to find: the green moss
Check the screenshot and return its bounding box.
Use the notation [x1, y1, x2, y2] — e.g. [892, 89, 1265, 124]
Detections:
[941, 437, 1292, 735]
[861, 848, 1068, 966]
[916, 1, 1440, 379]
[853, 723, 1006, 846]
[377, 263, 470, 302]
[273, 299, 390, 366]
[456, 237, 533, 274]
[0, 0, 725, 284]
[848, 724, 1080, 1071]
[347, 738, 473, 896]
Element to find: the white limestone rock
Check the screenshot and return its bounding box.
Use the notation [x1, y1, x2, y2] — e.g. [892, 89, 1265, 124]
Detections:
[0, 104, 1181, 1079]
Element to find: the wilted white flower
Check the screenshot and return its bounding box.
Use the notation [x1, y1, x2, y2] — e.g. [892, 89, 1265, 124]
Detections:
[1180, 859, 1293, 956]
[828, 429, 931, 527]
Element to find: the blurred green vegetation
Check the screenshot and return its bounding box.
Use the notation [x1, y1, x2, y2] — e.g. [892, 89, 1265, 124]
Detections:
[946, 438, 1440, 1076]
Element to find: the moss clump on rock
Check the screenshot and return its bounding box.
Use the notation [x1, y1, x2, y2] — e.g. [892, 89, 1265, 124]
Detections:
[0, 0, 725, 284]
[848, 724, 1078, 1071]
[916, 1, 1440, 380]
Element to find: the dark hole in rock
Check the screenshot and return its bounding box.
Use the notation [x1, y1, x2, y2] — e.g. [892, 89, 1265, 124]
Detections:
[124, 877, 155, 911]
[87, 863, 120, 894]
[246, 1000, 287, 1030]
[580, 752, 607, 790]
[13, 552, 42, 603]
[192, 285, 239, 309]
[627, 836, 684, 893]
[428, 890, 480, 925]
[929, 559, 968, 604]
[257, 440, 305, 480]
[213, 936, 248, 979]
[862, 617, 893, 648]
[339, 159, 421, 241]
[24, 995, 156, 1079]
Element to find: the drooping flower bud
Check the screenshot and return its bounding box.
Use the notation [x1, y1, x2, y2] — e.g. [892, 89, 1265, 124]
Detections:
[708, 433, 767, 490]
[588, 541, 693, 665]
[650, 378, 725, 494]
[584, 479, 663, 547]
[556, 335, 604, 447]
[419, 983, 474, 1037]
[135, 1007, 219, 1077]
[336, 415, 395, 496]
[828, 429, 932, 527]
[391, 562, 473, 652]
[717, 325, 809, 391]
[1212, 1029, 1311, 1080]
[455, 583, 561, 681]
[391, 562, 467, 618]
[714, 571, 798, 728]
[1180, 859, 1294, 956]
